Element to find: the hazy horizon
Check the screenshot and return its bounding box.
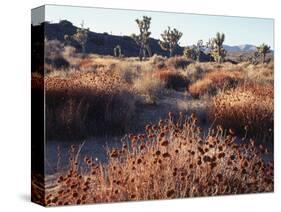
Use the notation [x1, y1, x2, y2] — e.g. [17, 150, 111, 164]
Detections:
[32, 5, 274, 48]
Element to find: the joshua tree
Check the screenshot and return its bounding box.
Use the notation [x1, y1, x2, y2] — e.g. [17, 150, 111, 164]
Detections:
[257, 43, 271, 63]
[72, 21, 89, 55]
[159, 26, 183, 57]
[183, 46, 196, 60]
[193, 40, 206, 62]
[249, 51, 260, 65]
[207, 32, 227, 63]
[131, 16, 152, 61]
[113, 45, 122, 58]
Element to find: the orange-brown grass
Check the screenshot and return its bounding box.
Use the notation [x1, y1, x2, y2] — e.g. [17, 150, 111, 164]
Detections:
[41, 113, 273, 206]
[45, 70, 136, 139]
[165, 56, 193, 69]
[208, 83, 273, 141]
[79, 58, 95, 69]
[188, 70, 244, 98]
[153, 69, 189, 90]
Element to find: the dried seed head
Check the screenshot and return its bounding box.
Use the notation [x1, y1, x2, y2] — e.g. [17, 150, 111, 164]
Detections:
[162, 152, 171, 158]
[161, 140, 169, 146]
[166, 189, 175, 198]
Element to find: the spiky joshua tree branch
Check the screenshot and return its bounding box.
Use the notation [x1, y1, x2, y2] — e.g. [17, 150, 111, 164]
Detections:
[257, 43, 271, 63]
[207, 32, 227, 63]
[159, 26, 183, 57]
[131, 16, 152, 61]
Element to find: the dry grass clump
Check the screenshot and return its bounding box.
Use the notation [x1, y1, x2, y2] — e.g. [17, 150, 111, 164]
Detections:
[244, 63, 274, 84]
[133, 72, 165, 103]
[113, 61, 153, 84]
[113, 61, 140, 84]
[188, 70, 244, 98]
[154, 69, 190, 90]
[45, 70, 136, 139]
[150, 54, 167, 69]
[44, 39, 70, 72]
[41, 113, 273, 206]
[184, 63, 207, 84]
[208, 83, 273, 141]
[166, 56, 193, 69]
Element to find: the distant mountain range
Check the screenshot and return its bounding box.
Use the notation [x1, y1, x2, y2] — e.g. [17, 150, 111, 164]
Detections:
[32, 20, 264, 57]
[223, 44, 257, 53]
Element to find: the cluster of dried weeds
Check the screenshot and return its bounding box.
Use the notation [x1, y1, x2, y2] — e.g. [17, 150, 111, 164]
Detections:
[43, 70, 136, 139]
[188, 70, 243, 98]
[208, 83, 273, 141]
[39, 113, 273, 206]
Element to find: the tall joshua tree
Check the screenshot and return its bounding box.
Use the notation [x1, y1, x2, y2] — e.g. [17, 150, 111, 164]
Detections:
[159, 26, 183, 57]
[183, 46, 196, 60]
[257, 43, 271, 63]
[193, 40, 205, 62]
[131, 16, 152, 61]
[72, 21, 89, 55]
[208, 32, 227, 63]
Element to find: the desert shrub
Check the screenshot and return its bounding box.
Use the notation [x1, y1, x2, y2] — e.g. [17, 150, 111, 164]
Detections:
[133, 72, 165, 103]
[45, 57, 70, 70]
[188, 70, 243, 98]
[166, 56, 193, 70]
[44, 39, 71, 71]
[208, 83, 273, 141]
[184, 62, 215, 84]
[244, 63, 274, 84]
[62, 46, 76, 58]
[45, 39, 64, 59]
[154, 69, 190, 90]
[45, 71, 136, 140]
[41, 113, 273, 206]
[150, 54, 166, 69]
[113, 61, 141, 84]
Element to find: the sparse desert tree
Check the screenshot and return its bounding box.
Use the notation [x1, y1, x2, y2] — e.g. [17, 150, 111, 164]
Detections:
[193, 40, 205, 62]
[183, 46, 196, 60]
[257, 43, 271, 63]
[131, 16, 152, 61]
[159, 26, 183, 57]
[238, 54, 244, 63]
[72, 21, 89, 55]
[114, 45, 123, 58]
[207, 32, 227, 63]
[249, 51, 260, 65]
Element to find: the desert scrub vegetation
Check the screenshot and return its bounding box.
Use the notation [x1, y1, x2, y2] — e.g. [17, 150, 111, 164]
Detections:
[44, 39, 70, 72]
[165, 56, 193, 70]
[188, 70, 244, 98]
[133, 71, 165, 104]
[243, 62, 274, 84]
[153, 69, 189, 90]
[40, 113, 273, 206]
[208, 83, 273, 141]
[44, 70, 136, 139]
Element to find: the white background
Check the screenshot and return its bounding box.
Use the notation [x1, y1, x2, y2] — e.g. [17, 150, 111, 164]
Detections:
[0, 0, 280, 211]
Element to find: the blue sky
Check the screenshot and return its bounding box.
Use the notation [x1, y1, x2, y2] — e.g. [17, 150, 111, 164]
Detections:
[42, 5, 274, 48]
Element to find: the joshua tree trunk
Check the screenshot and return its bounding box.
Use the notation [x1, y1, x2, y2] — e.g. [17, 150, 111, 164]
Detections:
[197, 51, 201, 62]
[143, 48, 146, 60]
[139, 48, 143, 61]
[146, 45, 152, 57]
[169, 49, 173, 57]
[262, 53, 266, 63]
